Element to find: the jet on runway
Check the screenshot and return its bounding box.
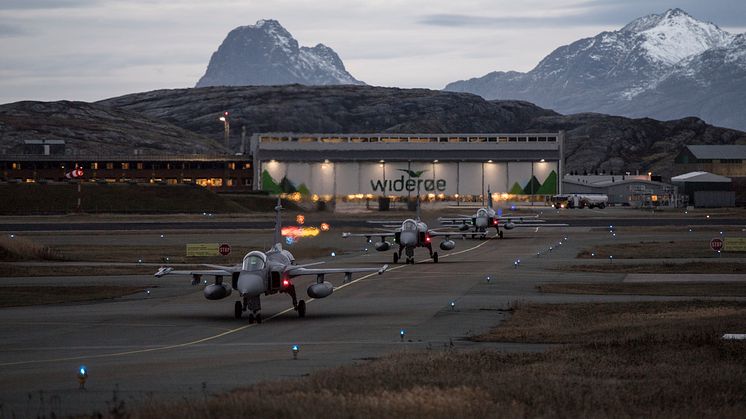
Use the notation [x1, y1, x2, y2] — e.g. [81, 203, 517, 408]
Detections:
[342, 195, 457, 264]
[439, 187, 567, 238]
[155, 200, 387, 323]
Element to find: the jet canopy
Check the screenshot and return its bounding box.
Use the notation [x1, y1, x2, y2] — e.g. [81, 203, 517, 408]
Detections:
[242, 251, 267, 271]
[477, 208, 488, 217]
[402, 219, 418, 231]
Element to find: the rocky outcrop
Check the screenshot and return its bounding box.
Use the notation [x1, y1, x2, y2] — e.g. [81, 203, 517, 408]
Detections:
[445, 9, 746, 131]
[196, 19, 362, 88]
[99, 85, 746, 177]
[0, 101, 226, 155]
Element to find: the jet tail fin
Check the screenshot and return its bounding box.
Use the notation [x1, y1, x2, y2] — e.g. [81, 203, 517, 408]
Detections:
[487, 185, 493, 210]
[273, 197, 282, 245]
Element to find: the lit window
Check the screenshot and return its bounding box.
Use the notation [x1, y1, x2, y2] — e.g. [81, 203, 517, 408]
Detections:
[228, 162, 236, 170]
[243, 163, 251, 169]
[11, 163, 21, 170]
[121, 162, 130, 170]
[136, 163, 144, 170]
[105, 162, 114, 170]
[91, 162, 98, 170]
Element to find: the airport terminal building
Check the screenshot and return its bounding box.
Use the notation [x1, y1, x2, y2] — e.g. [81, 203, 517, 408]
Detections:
[251, 133, 564, 201]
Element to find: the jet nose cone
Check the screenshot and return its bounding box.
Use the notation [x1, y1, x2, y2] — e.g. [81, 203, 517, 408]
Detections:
[476, 217, 488, 228]
[400, 231, 417, 245]
[237, 273, 264, 296]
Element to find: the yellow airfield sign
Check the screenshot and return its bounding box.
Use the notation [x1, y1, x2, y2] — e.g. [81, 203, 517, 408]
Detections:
[724, 238, 746, 252]
[186, 243, 220, 257]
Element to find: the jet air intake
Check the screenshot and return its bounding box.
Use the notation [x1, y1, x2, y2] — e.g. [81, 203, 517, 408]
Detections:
[204, 284, 232, 300]
[439, 240, 456, 251]
[307, 281, 333, 298]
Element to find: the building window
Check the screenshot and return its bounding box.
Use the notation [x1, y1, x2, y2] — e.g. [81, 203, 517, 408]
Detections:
[720, 159, 742, 164]
[243, 163, 251, 169]
[136, 162, 144, 170]
[228, 162, 236, 170]
[196, 178, 223, 187]
[167, 178, 178, 185]
[91, 162, 99, 169]
[121, 162, 130, 170]
[11, 162, 21, 170]
[105, 162, 114, 170]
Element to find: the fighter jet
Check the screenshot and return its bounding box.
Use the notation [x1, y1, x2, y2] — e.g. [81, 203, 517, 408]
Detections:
[342, 195, 457, 264]
[155, 200, 388, 323]
[439, 187, 566, 238]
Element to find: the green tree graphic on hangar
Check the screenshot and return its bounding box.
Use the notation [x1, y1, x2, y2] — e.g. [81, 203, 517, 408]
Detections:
[261, 170, 310, 195]
[508, 170, 558, 195]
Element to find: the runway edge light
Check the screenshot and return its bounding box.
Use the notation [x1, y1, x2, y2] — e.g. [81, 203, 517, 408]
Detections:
[78, 365, 88, 389]
[292, 344, 299, 359]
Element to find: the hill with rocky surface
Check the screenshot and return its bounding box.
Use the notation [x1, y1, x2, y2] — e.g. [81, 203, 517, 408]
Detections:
[445, 9, 746, 131]
[196, 19, 362, 88]
[0, 101, 227, 155]
[99, 85, 746, 177]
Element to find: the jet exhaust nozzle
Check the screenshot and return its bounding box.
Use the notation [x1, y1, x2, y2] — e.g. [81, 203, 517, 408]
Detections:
[203, 283, 232, 300]
[440, 240, 456, 251]
[307, 281, 334, 299]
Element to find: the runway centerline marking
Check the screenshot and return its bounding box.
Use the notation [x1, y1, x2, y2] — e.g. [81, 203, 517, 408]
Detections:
[0, 237, 493, 367]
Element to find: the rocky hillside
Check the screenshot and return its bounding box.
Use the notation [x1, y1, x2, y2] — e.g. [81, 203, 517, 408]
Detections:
[196, 19, 362, 88]
[98, 85, 746, 177]
[445, 9, 746, 131]
[0, 101, 227, 155]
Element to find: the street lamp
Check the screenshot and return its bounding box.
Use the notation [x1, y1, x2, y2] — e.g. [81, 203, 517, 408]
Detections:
[219, 112, 230, 149]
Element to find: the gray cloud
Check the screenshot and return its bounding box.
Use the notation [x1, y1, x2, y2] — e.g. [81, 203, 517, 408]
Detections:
[0, 0, 99, 10]
[420, 2, 746, 30]
[0, 23, 27, 37]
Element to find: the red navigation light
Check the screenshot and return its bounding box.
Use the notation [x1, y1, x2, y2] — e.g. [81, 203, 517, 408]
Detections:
[425, 235, 431, 243]
[493, 219, 498, 225]
[224, 111, 229, 116]
[282, 279, 291, 288]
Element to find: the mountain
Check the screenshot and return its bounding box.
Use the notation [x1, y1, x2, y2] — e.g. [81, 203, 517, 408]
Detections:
[0, 101, 226, 155]
[98, 85, 746, 177]
[196, 19, 363, 88]
[445, 9, 746, 131]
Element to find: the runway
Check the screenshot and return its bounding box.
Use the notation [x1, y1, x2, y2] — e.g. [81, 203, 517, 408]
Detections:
[0, 223, 736, 416]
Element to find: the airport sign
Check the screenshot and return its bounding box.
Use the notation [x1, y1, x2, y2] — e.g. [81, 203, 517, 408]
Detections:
[710, 238, 724, 252]
[186, 243, 220, 257]
[724, 238, 746, 252]
[219, 243, 232, 256]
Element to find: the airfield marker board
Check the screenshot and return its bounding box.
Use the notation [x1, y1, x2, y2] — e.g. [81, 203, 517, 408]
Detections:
[186, 243, 220, 257]
[710, 238, 724, 252]
[724, 238, 746, 252]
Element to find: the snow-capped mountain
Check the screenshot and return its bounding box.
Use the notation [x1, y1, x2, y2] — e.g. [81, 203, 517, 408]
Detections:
[196, 19, 363, 88]
[445, 9, 746, 131]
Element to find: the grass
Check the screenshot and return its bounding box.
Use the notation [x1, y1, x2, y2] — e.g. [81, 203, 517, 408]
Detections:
[0, 183, 249, 214]
[577, 240, 731, 259]
[538, 282, 746, 296]
[0, 264, 164, 277]
[559, 262, 746, 274]
[87, 300, 746, 418]
[0, 236, 63, 262]
[0, 285, 147, 307]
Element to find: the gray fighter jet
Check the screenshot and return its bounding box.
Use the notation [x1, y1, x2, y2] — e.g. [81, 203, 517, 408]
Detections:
[155, 201, 387, 323]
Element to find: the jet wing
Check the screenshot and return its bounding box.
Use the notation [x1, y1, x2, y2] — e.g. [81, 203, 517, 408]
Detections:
[342, 231, 396, 240]
[287, 264, 388, 277]
[154, 267, 232, 278]
[439, 216, 474, 225]
[201, 263, 242, 272]
[427, 230, 462, 238]
[509, 223, 569, 228]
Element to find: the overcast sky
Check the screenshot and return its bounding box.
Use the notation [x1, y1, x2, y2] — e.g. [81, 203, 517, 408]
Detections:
[1, 0, 744, 104]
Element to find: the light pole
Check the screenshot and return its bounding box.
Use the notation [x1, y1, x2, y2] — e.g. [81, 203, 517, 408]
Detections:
[219, 111, 230, 150]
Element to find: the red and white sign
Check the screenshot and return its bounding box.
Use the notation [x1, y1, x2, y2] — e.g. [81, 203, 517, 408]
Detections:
[218, 243, 231, 256]
[65, 168, 84, 179]
[710, 238, 724, 252]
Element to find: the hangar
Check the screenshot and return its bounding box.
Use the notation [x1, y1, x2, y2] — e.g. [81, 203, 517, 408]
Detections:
[251, 133, 564, 202]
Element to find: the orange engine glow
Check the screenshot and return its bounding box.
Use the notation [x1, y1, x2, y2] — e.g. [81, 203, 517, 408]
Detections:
[296, 214, 305, 225]
[282, 226, 320, 239]
[320, 222, 330, 231]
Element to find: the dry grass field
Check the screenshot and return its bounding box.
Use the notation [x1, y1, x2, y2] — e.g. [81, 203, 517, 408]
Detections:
[0, 285, 147, 307]
[561, 261, 746, 274]
[538, 282, 746, 296]
[577, 240, 735, 259]
[0, 236, 63, 262]
[87, 300, 746, 419]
